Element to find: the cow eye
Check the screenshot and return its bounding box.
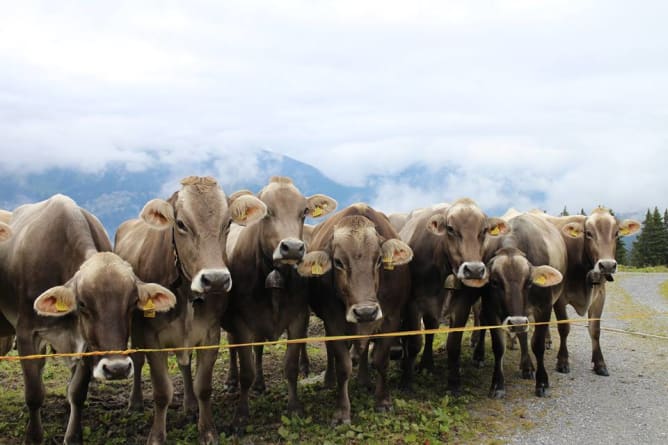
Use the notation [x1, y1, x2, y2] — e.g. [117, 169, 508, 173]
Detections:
[77, 300, 89, 314]
[446, 225, 456, 236]
[303, 207, 310, 216]
[585, 230, 594, 239]
[375, 256, 382, 268]
[176, 220, 188, 232]
[333, 258, 345, 270]
[524, 281, 533, 289]
[614, 230, 619, 238]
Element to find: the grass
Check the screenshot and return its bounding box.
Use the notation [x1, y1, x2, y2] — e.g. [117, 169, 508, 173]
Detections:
[0, 321, 544, 445]
[618, 265, 668, 273]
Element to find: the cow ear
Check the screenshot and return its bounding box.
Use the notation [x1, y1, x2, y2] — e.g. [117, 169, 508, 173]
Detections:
[381, 239, 413, 269]
[306, 195, 337, 218]
[487, 218, 509, 236]
[34, 285, 76, 317]
[0, 222, 11, 242]
[619, 219, 641, 237]
[228, 189, 254, 203]
[531, 265, 563, 287]
[137, 282, 177, 313]
[140, 199, 174, 230]
[297, 251, 332, 277]
[229, 195, 268, 226]
[562, 222, 583, 238]
[426, 214, 447, 236]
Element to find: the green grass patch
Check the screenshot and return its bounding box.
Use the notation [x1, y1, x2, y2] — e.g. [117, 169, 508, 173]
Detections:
[618, 265, 668, 273]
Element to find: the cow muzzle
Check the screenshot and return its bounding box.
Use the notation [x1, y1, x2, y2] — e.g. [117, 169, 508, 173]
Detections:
[93, 356, 134, 381]
[457, 261, 488, 287]
[191, 268, 232, 296]
[273, 238, 305, 265]
[502, 316, 530, 334]
[595, 259, 617, 275]
[347, 303, 383, 323]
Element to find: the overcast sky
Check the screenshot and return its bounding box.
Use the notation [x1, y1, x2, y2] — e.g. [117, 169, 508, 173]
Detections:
[1, 1, 666, 216]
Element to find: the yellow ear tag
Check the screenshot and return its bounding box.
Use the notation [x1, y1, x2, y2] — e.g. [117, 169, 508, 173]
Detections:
[534, 275, 547, 286]
[143, 298, 156, 318]
[569, 228, 580, 238]
[311, 206, 323, 217]
[490, 226, 500, 236]
[311, 263, 323, 275]
[383, 257, 395, 270]
[619, 227, 630, 236]
[55, 299, 69, 312]
[238, 209, 248, 222]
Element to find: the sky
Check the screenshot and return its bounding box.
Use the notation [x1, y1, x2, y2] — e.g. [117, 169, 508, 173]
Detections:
[1, 0, 667, 217]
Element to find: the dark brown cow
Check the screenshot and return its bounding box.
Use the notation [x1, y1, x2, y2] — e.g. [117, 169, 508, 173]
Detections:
[221, 176, 336, 431]
[0, 195, 176, 444]
[400, 198, 508, 394]
[297, 203, 414, 424]
[542, 208, 640, 376]
[481, 213, 565, 397]
[114, 176, 267, 445]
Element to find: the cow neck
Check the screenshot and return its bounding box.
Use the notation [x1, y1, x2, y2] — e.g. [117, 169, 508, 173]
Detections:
[171, 226, 191, 287]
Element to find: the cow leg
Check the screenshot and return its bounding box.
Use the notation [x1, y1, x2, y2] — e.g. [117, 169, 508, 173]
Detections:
[533, 309, 551, 397]
[225, 332, 240, 393]
[194, 344, 219, 445]
[446, 292, 473, 396]
[323, 341, 336, 389]
[472, 328, 486, 368]
[64, 360, 92, 444]
[251, 345, 266, 393]
[588, 287, 609, 376]
[129, 351, 145, 411]
[231, 342, 254, 434]
[330, 338, 352, 425]
[286, 312, 308, 415]
[356, 340, 374, 391]
[517, 331, 535, 379]
[177, 351, 198, 416]
[488, 326, 506, 399]
[545, 326, 552, 350]
[298, 343, 310, 377]
[399, 305, 422, 393]
[372, 336, 394, 412]
[146, 351, 172, 445]
[17, 332, 46, 445]
[553, 298, 570, 373]
[418, 313, 439, 373]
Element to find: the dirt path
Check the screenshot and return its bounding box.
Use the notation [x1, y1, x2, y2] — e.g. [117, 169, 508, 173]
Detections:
[504, 272, 668, 444]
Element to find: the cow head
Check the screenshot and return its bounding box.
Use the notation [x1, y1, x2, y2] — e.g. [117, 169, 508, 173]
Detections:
[298, 215, 413, 324]
[0, 222, 11, 242]
[139, 176, 267, 299]
[427, 198, 508, 287]
[256, 177, 336, 266]
[487, 248, 563, 333]
[561, 207, 640, 278]
[33, 252, 176, 380]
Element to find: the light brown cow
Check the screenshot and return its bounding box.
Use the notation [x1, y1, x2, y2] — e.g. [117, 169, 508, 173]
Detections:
[297, 203, 414, 424]
[221, 176, 336, 431]
[0, 195, 176, 444]
[541, 207, 640, 376]
[400, 198, 508, 394]
[114, 176, 267, 445]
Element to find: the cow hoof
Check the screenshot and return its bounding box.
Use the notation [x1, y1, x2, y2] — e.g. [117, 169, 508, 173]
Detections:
[521, 369, 535, 380]
[488, 388, 505, 399]
[224, 381, 239, 393]
[199, 430, 219, 445]
[594, 366, 609, 376]
[535, 386, 549, 397]
[545, 340, 552, 350]
[227, 421, 247, 437]
[556, 363, 570, 374]
[417, 362, 434, 374]
[331, 413, 351, 426]
[64, 433, 83, 445]
[128, 399, 144, 412]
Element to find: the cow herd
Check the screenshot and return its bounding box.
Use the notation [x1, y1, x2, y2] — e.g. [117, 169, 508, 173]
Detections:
[0, 175, 641, 445]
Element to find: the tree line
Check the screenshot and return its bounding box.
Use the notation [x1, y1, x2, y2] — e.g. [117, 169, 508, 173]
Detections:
[560, 206, 668, 267]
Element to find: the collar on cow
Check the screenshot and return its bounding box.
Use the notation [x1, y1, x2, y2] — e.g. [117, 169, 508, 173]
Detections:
[444, 274, 462, 290]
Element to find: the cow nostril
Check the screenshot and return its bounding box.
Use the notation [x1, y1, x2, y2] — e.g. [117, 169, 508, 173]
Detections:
[298, 243, 305, 253]
[200, 274, 211, 288]
[280, 242, 290, 253]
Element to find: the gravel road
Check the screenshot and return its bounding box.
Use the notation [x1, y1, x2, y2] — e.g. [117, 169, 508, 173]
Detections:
[506, 272, 668, 445]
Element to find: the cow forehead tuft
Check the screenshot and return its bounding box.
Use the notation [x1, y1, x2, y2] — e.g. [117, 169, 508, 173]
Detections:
[335, 215, 375, 231]
[180, 176, 218, 188]
[269, 176, 293, 185]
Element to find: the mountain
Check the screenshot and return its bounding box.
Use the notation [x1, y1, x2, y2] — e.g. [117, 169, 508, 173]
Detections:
[0, 151, 367, 239]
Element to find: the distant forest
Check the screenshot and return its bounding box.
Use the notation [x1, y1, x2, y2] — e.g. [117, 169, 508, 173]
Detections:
[560, 206, 668, 267]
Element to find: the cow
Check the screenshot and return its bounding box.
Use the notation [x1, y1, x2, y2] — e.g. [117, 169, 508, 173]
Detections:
[540, 207, 640, 376]
[0, 214, 13, 356]
[296, 203, 414, 424]
[399, 198, 508, 394]
[481, 213, 566, 398]
[114, 176, 267, 445]
[0, 194, 176, 444]
[387, 212, 409, 232]
[220, 176, 336, 431]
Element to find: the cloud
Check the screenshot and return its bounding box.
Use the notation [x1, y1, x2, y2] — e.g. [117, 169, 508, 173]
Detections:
[0, 1, 667, 214]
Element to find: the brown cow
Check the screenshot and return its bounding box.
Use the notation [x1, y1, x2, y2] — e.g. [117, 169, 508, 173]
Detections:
[481, 213, 566, 397]
[0, 214, 12, 356]
[0, 195, 176, 444]
[400, 198, 508, 394]
[297, 203, 414, 424]
[541, 207, 640, 376]
[114, 176, 267, 445]
[221, 176, 336, 431]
